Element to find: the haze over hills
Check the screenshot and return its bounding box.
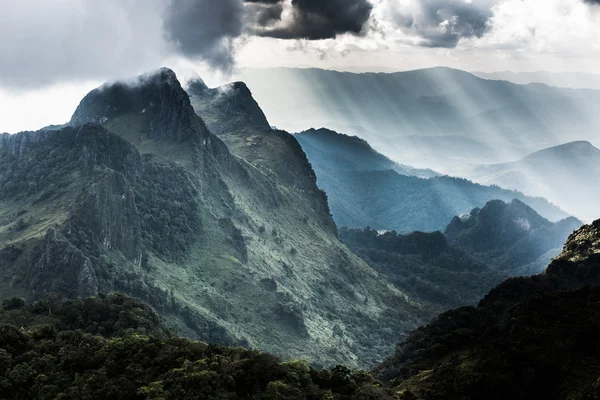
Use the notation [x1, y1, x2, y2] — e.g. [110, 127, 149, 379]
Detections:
[454, 141, 600, 222]
[296, 128, 438, 178]
[241, 67, 600, 171]
[296, 127, 569, 232]
[0, 68, 434, 369]
[473, 70, 600, 90]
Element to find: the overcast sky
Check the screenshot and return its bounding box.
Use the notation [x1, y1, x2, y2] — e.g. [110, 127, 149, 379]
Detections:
[1, 0, 600, 133]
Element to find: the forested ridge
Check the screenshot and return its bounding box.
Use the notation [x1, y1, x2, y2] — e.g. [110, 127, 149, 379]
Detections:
[0, 294, 392, 400]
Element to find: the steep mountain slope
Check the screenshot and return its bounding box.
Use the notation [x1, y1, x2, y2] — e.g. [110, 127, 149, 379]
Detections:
[0, 294, 393, 400]
[186, 80, 328, 199]
[294, 128, 569, 232]
[373, 219, 600, 400]
[0, 68, 425, 368]
[339, 228, 506, 313]
[446, 199, 582, 274]
[296, 128, 438, 178]
[455, 141, 600, 221]
[241, 67, 600, 171]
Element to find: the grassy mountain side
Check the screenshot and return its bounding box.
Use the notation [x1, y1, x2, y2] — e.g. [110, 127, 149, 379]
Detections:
[0, 68, 426, 369]
[373, 219, 600, 400]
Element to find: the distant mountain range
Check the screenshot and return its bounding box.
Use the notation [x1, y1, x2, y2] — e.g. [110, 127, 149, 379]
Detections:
[296, 128, 569, 232]
[340, 199, 580, 319]
[473, 70, 600, 90]
[296, 128, 438, 178]
[241, 67, 600, 171]
[455, 141, 600, 222]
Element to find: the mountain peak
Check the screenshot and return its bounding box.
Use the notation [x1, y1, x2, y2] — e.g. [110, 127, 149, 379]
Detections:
[524, 140, 600, 162]
[186, 77, 209, 94]
[299, 128, 373, 148]
[187, 80, 271, 135]
[70, 68, 209, 143]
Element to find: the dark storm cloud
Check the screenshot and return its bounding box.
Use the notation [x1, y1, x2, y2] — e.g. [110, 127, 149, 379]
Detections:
[163, 0, 245, 72]
[583, 0, 600, 4]
[393, 0, 495, 48]
[244, 1, 284, 27]
[247, 0, 374, 40]
[163, 0, 374, 69]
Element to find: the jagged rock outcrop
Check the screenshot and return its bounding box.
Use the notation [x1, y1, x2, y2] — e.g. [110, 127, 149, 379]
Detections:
[187, 77, 337, 235]
[72, 169, 143, 263]
[187, 79, 272, 135]
[71, 68, 210, 144]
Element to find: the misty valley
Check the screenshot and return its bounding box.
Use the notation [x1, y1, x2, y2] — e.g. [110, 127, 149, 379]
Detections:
[2, 1, 600, 397]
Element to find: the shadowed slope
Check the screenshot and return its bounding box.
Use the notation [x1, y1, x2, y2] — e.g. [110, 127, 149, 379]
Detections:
[373, 219, 600, 400]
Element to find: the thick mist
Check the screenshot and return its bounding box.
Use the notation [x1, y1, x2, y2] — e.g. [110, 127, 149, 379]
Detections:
[241, 67, 600, 222]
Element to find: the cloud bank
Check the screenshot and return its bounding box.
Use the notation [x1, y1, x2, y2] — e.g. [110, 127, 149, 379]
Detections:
[1, 0, 599, 90]
[0, 0, 375, 89]
[384, 0, 496, 48]
[247, 0, 373, 40]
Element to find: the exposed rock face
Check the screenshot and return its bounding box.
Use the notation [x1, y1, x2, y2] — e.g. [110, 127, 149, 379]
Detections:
[72, 170, 143, 263]
[31, 228, 98, 298]
[71, 68, 210, 144]
[373, 219, 600, 400]
[0, 130, 54, 157]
